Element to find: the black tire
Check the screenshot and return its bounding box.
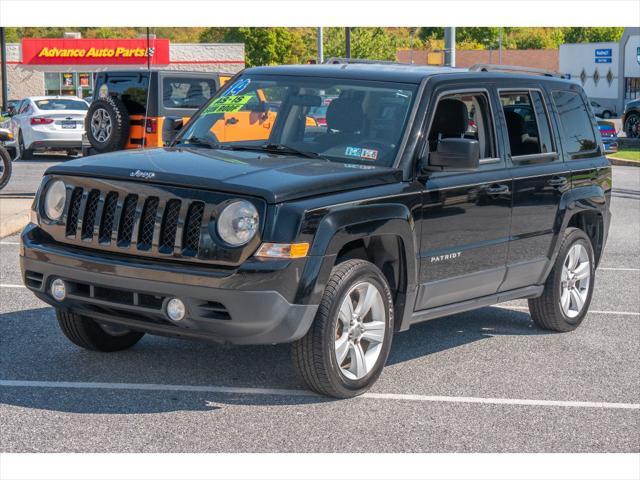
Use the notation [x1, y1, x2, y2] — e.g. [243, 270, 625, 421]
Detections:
[602, 110, 612, 119]
[528, 227, 595, 332]
[85, 96, 130, 153]
[624, 112, 640, 139]
[18, 131, 32, 160]
[56, 309, 144, 352]
[292, 259, 394, 398]
[0, 146, 11, 190]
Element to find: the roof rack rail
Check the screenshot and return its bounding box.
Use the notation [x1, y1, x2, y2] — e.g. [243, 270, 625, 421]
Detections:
[469, 64, 569, 79]
[324, 57, 405, 65]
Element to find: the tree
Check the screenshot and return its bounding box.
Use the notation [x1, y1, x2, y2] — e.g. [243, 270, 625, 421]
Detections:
[324, 27, 398, 61]
[562, 27, 624, 44]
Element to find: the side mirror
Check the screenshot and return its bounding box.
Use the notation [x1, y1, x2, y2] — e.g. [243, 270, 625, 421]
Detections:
[0, 128, 13, 142]
[162, 116, 184, 145]
[424, 138, 480, 172]
[6, 107, 15, 117]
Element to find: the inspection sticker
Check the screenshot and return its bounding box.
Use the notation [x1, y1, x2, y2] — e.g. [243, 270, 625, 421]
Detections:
[345, 146, 379, 161]
[203, 95, 253, 115]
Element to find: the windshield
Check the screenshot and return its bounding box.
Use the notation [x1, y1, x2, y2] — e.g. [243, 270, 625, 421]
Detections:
[179, 75, 418, 167]
[36, 99, 88, 111]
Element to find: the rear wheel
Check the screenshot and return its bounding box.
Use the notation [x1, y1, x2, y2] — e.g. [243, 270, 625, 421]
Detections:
[56, 309, 144, 352]
[625, 112, 640, 139]
[602, 110, 612, 119]
[292, 259, 394, 398]
[528, 228, 595, 332]
[18, 132, 32, 160]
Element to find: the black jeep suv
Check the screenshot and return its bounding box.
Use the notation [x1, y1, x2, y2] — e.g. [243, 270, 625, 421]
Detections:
[20, 63, 611, 398]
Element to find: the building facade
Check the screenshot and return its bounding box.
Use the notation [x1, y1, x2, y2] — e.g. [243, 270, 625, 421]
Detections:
[560, 27, 640, 115]
[0, 37, 245, 101]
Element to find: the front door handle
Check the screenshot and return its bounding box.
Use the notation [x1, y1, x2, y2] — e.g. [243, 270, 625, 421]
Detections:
[486, 184, 510, 195]
[548, 176, 568, 187]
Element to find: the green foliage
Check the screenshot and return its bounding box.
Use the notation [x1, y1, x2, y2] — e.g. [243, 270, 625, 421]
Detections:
[562, 27, 624, 44]
[323, 27, 398, 61]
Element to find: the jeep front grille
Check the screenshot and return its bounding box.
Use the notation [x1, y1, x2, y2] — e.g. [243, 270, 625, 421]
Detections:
[61, 182, 208, 259]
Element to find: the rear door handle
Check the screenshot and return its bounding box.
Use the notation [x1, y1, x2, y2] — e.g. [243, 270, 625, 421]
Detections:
[486, 184, 510, 195]
[548, 176, 568, 187]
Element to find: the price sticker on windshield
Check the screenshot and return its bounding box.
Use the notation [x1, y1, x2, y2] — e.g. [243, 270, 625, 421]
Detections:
[203, 95, 253, 115]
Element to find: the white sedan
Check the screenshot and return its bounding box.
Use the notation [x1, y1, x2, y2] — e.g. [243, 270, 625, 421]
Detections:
[8, 96, 89, 159]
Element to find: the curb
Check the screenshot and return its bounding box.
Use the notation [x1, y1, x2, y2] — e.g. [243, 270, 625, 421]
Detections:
[0, 209, 30, 238]
[607, 156, 640, 167]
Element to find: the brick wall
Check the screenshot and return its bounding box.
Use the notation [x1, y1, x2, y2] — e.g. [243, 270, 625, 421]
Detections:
[397, 48, 559, 71]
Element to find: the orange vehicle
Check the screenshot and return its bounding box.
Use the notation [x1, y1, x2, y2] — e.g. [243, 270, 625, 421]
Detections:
[83, 70, 231, 155]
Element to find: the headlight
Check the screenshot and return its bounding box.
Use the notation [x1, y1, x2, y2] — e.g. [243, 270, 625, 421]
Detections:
[216, 200, 259, 246]
[43, 180, 66, 221]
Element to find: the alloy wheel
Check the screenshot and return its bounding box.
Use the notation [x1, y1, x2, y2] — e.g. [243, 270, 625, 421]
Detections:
[335, 281, 387, 380]
[91, 108, 113, 143]
[559, 243, 591, 319]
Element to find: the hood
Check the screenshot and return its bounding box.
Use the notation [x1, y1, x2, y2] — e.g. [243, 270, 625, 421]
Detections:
[46, 147, 402, 203]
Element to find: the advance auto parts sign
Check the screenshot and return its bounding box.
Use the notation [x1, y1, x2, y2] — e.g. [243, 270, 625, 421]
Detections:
[21, 38, 170, 65]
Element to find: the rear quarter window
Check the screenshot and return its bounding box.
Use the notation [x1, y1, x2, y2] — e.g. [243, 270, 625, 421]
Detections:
[552, 90, 598, 156]
[163, 78, 217, 109]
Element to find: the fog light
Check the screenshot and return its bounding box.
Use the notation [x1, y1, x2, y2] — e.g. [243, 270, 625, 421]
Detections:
[166, 298, 186, 322]
[50, 278, 66, 301]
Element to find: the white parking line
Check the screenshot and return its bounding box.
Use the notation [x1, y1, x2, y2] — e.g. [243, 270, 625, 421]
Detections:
[1, 379, 638, 410]
[600, 267, 640, 272]
[0, 284, 25, 289]
[496, 305, 640, 316]
[0, 241, 20, 245]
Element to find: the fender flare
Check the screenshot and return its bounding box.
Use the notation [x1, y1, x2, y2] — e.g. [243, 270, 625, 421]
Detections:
[543, 184, 607, 279]
[294, 203, 419, 320]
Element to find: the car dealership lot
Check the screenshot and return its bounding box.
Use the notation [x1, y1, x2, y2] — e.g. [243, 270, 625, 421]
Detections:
[0, 166, 638, 453]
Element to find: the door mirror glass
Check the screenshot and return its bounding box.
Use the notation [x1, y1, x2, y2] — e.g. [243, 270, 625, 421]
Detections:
[426, 137, 480, 171]
[162, 116, 184, 145]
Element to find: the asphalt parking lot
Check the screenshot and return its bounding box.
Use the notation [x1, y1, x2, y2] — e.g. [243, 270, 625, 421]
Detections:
[0, 164, 638, 453]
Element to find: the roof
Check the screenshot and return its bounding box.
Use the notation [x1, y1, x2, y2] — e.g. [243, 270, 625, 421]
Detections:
[244, 63, 572, 85]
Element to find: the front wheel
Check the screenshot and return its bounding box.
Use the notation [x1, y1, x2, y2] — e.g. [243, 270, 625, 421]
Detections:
[528, 228, 595, 332]
[292, 259, 394, 398]
[0, 147, 11, 190]
[56, 309, 145, 352]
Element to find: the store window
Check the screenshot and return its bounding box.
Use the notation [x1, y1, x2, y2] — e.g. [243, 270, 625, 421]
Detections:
[44, 72, 94, 99]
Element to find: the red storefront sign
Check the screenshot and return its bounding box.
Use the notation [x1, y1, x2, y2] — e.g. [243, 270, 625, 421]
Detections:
[21, 38, 170, 65]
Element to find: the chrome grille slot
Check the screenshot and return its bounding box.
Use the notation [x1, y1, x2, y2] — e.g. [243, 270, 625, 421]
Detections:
[81, 189, 100, 240]
[182, 201, 204, 255]
[65, 187, 83, 237]
[137, 197, 159, 251]
[159, 199, 181, 253]
[117, 194, 138, 247]
[99, 192, 118, 244]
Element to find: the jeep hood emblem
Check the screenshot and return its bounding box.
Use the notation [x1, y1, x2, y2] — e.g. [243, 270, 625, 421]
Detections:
[130, 170, 156, 179]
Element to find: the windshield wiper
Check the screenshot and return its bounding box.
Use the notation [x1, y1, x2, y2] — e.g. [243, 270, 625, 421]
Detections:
[176, 136, 218, 149]
[223, 143, 325, 160]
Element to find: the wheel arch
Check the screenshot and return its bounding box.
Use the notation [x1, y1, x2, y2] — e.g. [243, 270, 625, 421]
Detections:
[298, 203, 419, 332]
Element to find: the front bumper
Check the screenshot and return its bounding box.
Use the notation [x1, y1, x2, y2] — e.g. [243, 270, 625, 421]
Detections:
[20, 225, 318, 345]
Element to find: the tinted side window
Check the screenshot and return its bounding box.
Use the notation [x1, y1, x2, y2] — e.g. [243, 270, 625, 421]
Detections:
[530, 91, 555, 154]
[552, 90, 598, 155]
[163, 77, 217, 109]
[500, 92, 542, 156]
[428, 91, 496, 160]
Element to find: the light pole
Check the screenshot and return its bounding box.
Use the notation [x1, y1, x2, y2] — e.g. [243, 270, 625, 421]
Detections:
[317, 27, 323, 64]
[0, 27, 7, 112]
[444, 27, 456, 67]
[345, 27, 351, 59]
